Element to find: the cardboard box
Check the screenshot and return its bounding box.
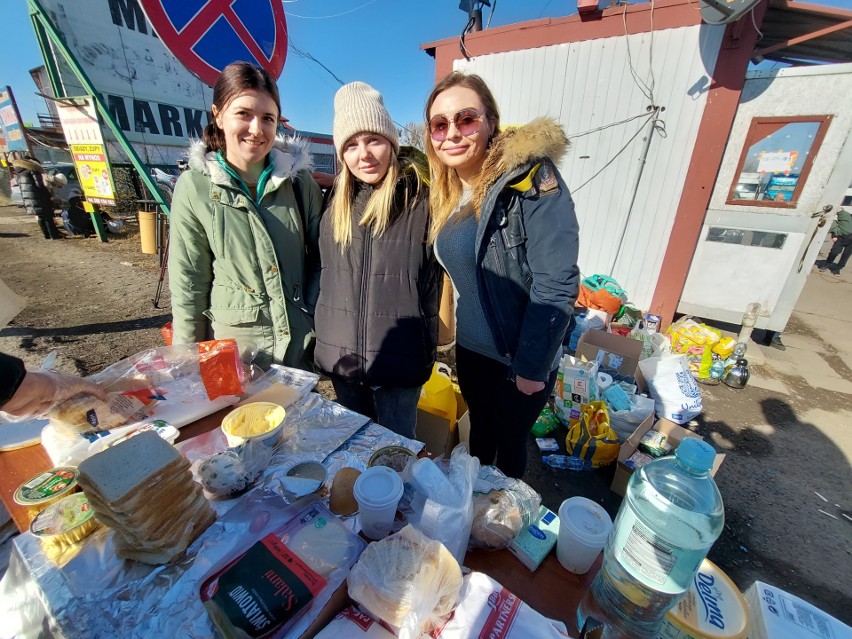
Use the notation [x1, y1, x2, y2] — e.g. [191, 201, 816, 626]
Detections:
[610, 417, 725, 496]
[744, 580, 852, 639]
[416, 388, 468, 457]
[574, 329, 646, 392]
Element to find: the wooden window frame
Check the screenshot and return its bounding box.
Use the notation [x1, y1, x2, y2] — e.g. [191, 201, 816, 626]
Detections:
[726, 115, 833, 208]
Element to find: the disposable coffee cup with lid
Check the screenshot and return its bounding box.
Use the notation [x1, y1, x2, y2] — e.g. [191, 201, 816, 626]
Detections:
[557, 496, 613, 574]
[353, 466, 404, 540]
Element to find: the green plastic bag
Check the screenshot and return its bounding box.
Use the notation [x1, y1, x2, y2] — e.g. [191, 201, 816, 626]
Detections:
[532, 406, 560, 437]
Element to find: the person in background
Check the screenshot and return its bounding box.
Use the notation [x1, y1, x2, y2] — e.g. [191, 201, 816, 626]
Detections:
[168, 62, 323, 370]
[314, 82, 440, 438]
[0, 352, 106, 418]
[423, 71, 580, 478]
[13, 157, 63, 240]
[61, 188, 95, 237]
[819, 206, 852, 276]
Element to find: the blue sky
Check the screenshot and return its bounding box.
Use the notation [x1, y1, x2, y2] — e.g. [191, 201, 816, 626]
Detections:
[2, 0, 851, 136]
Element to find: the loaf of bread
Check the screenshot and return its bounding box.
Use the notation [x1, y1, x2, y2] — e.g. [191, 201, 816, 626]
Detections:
[78, 431, 215, 565]
[348, 525, 462, 632]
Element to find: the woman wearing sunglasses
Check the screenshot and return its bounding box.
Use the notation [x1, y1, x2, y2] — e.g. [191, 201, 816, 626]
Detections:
[424, 72, 580, 478]
[314, 82, 441, 438]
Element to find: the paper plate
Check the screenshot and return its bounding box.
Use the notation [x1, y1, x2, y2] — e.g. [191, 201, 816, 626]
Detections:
[0, 418, 47, 452]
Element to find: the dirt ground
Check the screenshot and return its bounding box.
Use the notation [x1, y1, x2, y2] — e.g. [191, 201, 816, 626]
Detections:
[1, 204, 849, 625]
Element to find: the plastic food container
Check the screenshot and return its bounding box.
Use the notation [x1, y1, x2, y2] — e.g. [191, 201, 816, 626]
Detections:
[14, 466, 80, 522]
[353, 466, 404, 540]
[659, 559, 750, 639]
[30, 492, 98, 546]
[221, 402, 286, 447]
[556, 496, 613, 574]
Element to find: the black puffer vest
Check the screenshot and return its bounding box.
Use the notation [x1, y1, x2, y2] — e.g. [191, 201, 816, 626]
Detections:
[314, 170, 441, 387]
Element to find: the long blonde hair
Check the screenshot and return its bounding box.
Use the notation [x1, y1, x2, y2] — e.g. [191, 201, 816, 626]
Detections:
[424, 72, 500, 243]
[330, 147, 424, 248]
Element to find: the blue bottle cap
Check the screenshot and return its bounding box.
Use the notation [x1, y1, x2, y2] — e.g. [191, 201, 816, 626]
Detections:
[675, 438, 716, 473]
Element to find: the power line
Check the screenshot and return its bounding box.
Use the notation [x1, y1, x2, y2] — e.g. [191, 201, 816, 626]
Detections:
[288, 41, 346, 85]
[287, 0, 380, 20]
[571, 111, 656, 193]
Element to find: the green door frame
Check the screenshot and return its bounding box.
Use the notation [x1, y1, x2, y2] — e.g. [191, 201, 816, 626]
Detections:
[27, 0, 171, 217]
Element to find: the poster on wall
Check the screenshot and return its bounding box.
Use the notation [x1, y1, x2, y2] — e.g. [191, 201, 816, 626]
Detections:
[57, 96, 116, 206]
[71, 144, 116, 205]
[0, 86, 32, 154]
[757, 151, 798, 175]
[38, 0, 213, 165]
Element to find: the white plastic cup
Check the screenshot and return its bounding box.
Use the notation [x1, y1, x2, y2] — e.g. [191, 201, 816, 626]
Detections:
[353, 466, 404, 540]
[557, 496, 613, 574]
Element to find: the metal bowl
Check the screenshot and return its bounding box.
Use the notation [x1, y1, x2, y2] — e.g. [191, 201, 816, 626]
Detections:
[368, 446, 416, 472]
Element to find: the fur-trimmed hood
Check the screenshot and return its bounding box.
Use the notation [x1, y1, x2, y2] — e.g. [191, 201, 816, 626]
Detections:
[187, 135, 314, 188]
[473, 117, 569, 214]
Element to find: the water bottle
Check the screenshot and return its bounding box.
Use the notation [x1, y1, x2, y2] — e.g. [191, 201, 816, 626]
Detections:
[709, 359, 726, 380]
[577, 438, 724, 638]
[542, 454, 591, 471]
[568, 313, 589, 352]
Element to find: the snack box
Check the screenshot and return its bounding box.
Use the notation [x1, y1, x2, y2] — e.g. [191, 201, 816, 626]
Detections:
[508, 505, 559, 572]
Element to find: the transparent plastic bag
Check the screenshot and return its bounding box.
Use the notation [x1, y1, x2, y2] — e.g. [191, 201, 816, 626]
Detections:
[347, 525, 463, 639]
[40, 340, 247, 466]
[470, 466, 541, 550]
[401, 444, 479, 563]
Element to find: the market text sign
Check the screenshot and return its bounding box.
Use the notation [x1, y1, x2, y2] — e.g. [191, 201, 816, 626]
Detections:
[72, 144, 116, 206]
[0, 86, 31, 153]
[40, 0, 214, 157]
[139, 0, 289, 86]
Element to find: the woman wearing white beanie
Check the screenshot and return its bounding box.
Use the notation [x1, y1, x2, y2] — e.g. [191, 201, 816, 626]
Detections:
[314, 81, 441, 438]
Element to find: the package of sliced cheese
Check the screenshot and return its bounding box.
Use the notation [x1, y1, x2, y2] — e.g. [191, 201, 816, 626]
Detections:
[199, 501, 366, 639]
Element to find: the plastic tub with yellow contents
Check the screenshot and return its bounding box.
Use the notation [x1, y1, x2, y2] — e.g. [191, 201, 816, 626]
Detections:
[221, 402, 286, 447]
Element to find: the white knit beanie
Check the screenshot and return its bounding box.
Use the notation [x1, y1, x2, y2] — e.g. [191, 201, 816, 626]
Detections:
[333, 81, 399, 159]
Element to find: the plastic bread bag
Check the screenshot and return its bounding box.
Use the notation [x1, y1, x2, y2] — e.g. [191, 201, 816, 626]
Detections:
[347, 525, 463, 639]
[433, 572, 573, 638]
[39, 340, 247, 466]
[401, 444, 479, 563]
[469, 466, 541, 550]
[314, 606, 396, 638]
[200, 501, 366, 639]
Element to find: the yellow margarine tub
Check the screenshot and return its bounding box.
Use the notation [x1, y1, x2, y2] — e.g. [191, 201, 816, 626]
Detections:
[658, 559, 749, 639]
[221, 402, 286, 447]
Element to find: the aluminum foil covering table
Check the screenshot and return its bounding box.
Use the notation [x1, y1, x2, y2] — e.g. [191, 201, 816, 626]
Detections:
[0, 390, 424, 639]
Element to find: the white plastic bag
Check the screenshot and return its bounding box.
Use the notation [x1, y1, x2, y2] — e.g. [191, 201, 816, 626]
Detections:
[434, 572, 572, 638]
[347, 525, 463, 639]
[402, 444, 478, 563]
[638, 354, 703, 424]
[554, 355, 598, 425]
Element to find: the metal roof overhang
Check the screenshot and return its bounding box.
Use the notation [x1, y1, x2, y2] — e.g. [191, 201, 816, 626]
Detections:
[754, 0, 852, 65]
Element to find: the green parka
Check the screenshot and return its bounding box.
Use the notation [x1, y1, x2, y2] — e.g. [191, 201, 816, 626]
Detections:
[168, 138, 323, 370]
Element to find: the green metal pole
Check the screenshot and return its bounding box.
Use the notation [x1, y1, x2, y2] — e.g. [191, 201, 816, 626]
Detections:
[30, 14, 63, 99]
[27, 0, 171, 218]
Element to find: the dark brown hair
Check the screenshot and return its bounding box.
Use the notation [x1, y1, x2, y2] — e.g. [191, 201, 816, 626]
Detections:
[203, 61, 281, 153]
[423, 71, 500, 242]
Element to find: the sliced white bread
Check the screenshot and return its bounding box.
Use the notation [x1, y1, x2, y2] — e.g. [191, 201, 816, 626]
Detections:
[83, 467, 195, 517]
[114, 506, 216, 565]
[78, 431, 188, 505]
